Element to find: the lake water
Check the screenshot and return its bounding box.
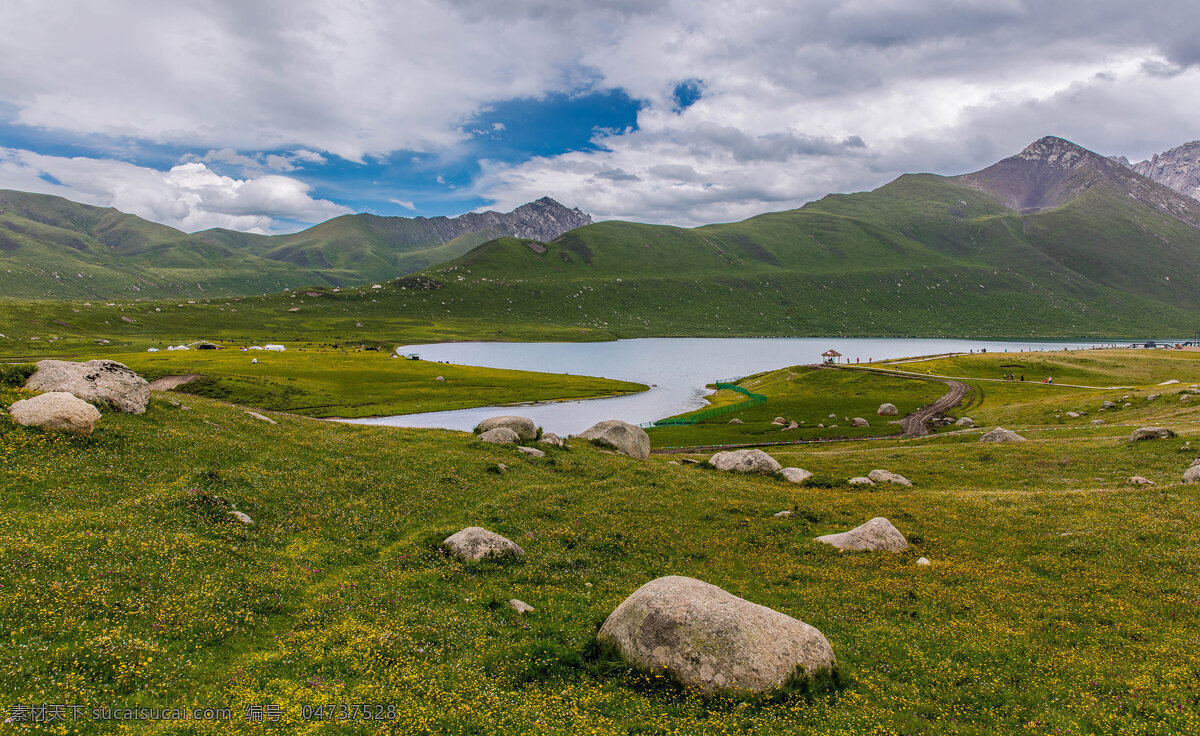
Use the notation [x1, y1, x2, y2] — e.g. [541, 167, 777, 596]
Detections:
[344, 337, 1135, 436]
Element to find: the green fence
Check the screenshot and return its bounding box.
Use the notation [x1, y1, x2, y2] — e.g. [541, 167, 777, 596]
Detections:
[642, 381, 767, 428]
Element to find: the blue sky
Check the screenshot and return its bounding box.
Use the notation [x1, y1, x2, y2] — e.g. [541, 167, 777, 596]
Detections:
[1, 1, 1198, 234]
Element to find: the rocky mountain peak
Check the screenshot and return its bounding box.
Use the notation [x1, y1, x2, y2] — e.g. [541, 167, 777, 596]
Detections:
[1016, 136, 1096, 167]
[1125, 141, 1200, 201]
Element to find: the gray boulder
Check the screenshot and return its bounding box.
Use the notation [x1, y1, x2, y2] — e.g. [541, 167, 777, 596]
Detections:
[26, 359, 149, 414]
[868, 469, 912, 486]
[816, 517, 908, 552]
[786, 421, 799, 430]
[508, 599, 534, 615]
[1065, 411, 1080, 418]
[877, 403, 899, 416]
[1101, 401, 1117, 409]
[850, 417, 870, 428]
[980, 427, 1026, 443]
[9, 392, 101, 435]
[597, 575, 836, 695]
[1128, 476, 1154, 486]
[709, 449, 781, 474]
[537, 432, 564, 447]
[227, 511, 254, 525]
[771, 416, 787, 425]
[1190, 458, 1200, 468]
[1185, 466, 1200, 484]
[848, 476, 874, 486]
[442, 527, 525, 561]
[728, 418, 744, 424]
[245, 411, 276, 425]
[779, 467, 813, 484]
[475, 415, 537, 441]
[579, 420, 650, 460]
[1129, 427, 1176, 442]
[517, 446, 546, 458]
[955, 417, 975, 427]
[478, 427, 520, 444]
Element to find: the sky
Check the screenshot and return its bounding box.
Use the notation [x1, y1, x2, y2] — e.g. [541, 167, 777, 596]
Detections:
[1, 0, 1198, 234]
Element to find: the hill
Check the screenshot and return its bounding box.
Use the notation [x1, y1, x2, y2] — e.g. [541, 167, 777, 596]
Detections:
[370, 137, 1200, 338]
[0, 191, 590, 299]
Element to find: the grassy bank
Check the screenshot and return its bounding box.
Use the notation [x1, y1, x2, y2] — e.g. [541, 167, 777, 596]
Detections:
[3, 348, 1200, 734]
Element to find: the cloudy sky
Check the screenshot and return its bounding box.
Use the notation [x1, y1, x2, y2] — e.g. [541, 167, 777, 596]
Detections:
[1, 0, 1198, 233]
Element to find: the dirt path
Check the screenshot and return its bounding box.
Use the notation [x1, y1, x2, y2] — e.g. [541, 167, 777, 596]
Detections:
[147, 374, 202, 391]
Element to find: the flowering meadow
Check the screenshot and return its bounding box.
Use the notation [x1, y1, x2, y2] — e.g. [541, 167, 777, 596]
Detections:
[1, 352, 1199, 734]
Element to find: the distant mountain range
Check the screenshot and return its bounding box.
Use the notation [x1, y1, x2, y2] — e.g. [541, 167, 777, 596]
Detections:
[375, 136, 1200, 337]
[1112, 141, 1200, 202]
[0, 193, 590, 299]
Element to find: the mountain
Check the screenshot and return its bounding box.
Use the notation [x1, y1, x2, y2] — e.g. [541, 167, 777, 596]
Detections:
[0, 193, 590, 299]
[374, 136, 1200, 337]
[1116, 141, 1200, 202]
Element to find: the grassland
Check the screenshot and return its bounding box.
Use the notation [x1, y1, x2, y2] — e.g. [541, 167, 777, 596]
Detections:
[112, 348, 645, 419]
[3, 349, 1200, 734]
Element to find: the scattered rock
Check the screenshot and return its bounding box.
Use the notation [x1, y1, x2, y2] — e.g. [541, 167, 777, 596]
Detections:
[435, 376, 445, 382]
[1128, 476, 1154, 486]
[850, 417, 870, 427]
[828, 413, 837, 419]
[1129, 427, 1176, 442]
[1146, 394, 1159, 401]
[26, 359, 150, 414]
[537, 432, 564, 447]
[1190, 458, 1200, 468]
[979, 427, 1026, 443]
[508, 599, 534, 615]
[877, 403, 899, 416]
[709, 449, 782, 474]
[773, 510, 794, 518]
[771, 416, 786, 425]
[1091, 419, 1104, 425]
[495, 462, 507, 472]
[848, 476, 874, 486]
[1184, 466, 1200, 484]
[817, 423, 824, 428]
[8, 392, 101, 435]
[579, 420, 650, 460]
[867, 469, 913, 486]
[596, 575, 836, 695]
[816, 517, 907, 552]
[478, 427, 520, 444]
[1159, 379, 1180, 385]
[1101, 401, 1117, 409]
[779, 467, 813, 484]
[729, 418, 744, 424]
[680, 458, 702, 465]
[786, 421, 799, 430]
[227, 511, 253, 525]
[517, 446, 545, 458]
[1066, 411, 1080, 418]
[667, 460, 680, 466]
[955, 417, 975, 427]
[442, 527, 525, 561]
[475, 415, 537, 441]
[916, 557, 930, 566]
[245, 411, 276, 425]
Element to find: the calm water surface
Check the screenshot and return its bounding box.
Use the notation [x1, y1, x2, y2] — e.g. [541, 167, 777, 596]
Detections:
[344, 337, 1136, 435]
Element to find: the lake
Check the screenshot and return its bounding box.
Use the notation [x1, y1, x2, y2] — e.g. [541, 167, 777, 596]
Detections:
[344, 337, 1136, 435]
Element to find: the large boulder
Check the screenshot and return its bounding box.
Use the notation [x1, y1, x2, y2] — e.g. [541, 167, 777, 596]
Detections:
[979, 427, 1026, 443]
[867, 469, 913, 486]
[478, 427, 520, 444]
[537, 432, 564, 447]
[26, 359, 149, 414]
[816, 517, 908, 552]
[955, 417, 976, 427]
[597, 576, 836, 695]
[475, 415, 537, 441]
[579, 420, 650, 460]
[1129, 427, 1176, 442]
[850, 417, 870, 428]
[709, 449, 782, 474]
[1184, 466, 1200, 484]
[442, 527, 525, 561]
[8, 392, 101, 435]
[779, 467, 813, 484]
[877, 403, 899, 416]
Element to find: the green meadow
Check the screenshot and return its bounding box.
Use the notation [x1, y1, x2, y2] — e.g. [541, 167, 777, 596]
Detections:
[2, 349, 1199, 734]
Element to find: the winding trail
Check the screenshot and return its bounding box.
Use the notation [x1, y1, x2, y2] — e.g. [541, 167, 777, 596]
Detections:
[828, 365, 970, 438]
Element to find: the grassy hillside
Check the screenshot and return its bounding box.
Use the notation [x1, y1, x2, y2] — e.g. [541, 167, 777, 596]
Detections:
[3, 351, 1200, 733]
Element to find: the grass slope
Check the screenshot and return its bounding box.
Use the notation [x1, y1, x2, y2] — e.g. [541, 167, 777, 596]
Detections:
[3, 352, 1200, 734]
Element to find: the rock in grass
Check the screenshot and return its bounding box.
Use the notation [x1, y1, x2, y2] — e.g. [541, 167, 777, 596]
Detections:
[478, 427, 520, 444]
[916, 557, 930, 566]
[26, 359, 150, 414]
[1128, 476, 1154, 486]
[1066, 411, 1080, 418]
[1159, 379, 1180, 385]
[435, 376, 445, 382]
[786, 421, 799, 430]
[1190, 458, 1200, 469]
[597, 575, 836, 695]
[578, 419, 650, 460]
[779, 467, 813, 484]
[729, 418, 744, 424]
[709, 449, 782, 474]
[9, 392, 101, 435]
[868, 469, 913, 486]
[816, 517, 908, 552]
[850, 417, 870, 427]
[508, 599, 534, 615]
[1091, 419, 1104, 425]
[537, 432, 564, 447]
[1101, 401, 1117, 409]
[517, 446, 545, 458]
[772, 416, 787, 425]
[955, 417, 975, 427]
[848, 476, 874, 486]
[1184, 466, 1200, 484]
[1146, 394, 1159, 402]
[1129, 427, 1176, 442]
[475, 416, 537, 441]
[979, 427, 1026, 443]
[877, 403, 898, 416]
[227, 511, 253, 525]
[773, 510, 794, 517]
[443, 527, 524, 561]
[245, 411, 276, 425]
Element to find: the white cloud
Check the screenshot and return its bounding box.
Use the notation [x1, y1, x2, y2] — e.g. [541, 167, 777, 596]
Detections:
[2, 1, 1200, 226]
[0, 148, 351, 233]
[390, 198, 417, 210]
